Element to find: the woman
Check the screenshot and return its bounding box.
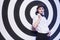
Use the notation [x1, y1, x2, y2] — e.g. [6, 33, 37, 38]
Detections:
[32, 4, 51, 40]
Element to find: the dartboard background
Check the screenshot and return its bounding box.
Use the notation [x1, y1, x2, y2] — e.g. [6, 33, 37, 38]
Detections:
[0, 0, 60, 40]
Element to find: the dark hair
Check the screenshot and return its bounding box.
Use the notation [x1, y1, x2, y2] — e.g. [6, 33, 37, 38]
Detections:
[36, 4, 45, 15]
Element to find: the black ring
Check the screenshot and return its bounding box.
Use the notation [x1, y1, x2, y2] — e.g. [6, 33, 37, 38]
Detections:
[48, 0, 57, 30]
[2, 0, 24, 40]
[48, 0, 59, 39]
[14, 1, 49, 36]
[25, 1, 49, 24]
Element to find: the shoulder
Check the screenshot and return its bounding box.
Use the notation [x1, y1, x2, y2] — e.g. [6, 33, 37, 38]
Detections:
[33, 15, 38, 20]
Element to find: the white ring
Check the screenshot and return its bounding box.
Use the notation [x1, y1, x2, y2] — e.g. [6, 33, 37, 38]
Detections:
[8, 0, 36, 40]
[0, 0, 14, 40]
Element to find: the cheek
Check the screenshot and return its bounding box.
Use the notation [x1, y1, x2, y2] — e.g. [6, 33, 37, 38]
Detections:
[40, 10, 44, 12]
[38, 10, 41, 12]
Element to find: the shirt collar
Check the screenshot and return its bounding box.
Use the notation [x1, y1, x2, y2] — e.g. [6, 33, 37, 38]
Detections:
[37, 13, 44, 17]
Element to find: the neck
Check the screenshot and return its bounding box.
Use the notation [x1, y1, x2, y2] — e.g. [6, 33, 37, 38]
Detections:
[37, 13, 44, 16]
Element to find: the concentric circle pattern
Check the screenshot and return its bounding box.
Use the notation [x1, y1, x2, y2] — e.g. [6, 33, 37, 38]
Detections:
[0, 0, 60, 40]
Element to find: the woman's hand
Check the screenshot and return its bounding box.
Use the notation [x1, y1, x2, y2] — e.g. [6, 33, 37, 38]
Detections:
[32, 14, 41, 29]
[47, 31, 51, 37]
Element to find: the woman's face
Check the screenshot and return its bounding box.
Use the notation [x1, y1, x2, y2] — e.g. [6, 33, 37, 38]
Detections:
[38, 7, 44, 14]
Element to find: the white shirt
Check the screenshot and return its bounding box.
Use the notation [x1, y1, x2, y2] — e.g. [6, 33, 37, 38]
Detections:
[32, 14, 49, 33]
